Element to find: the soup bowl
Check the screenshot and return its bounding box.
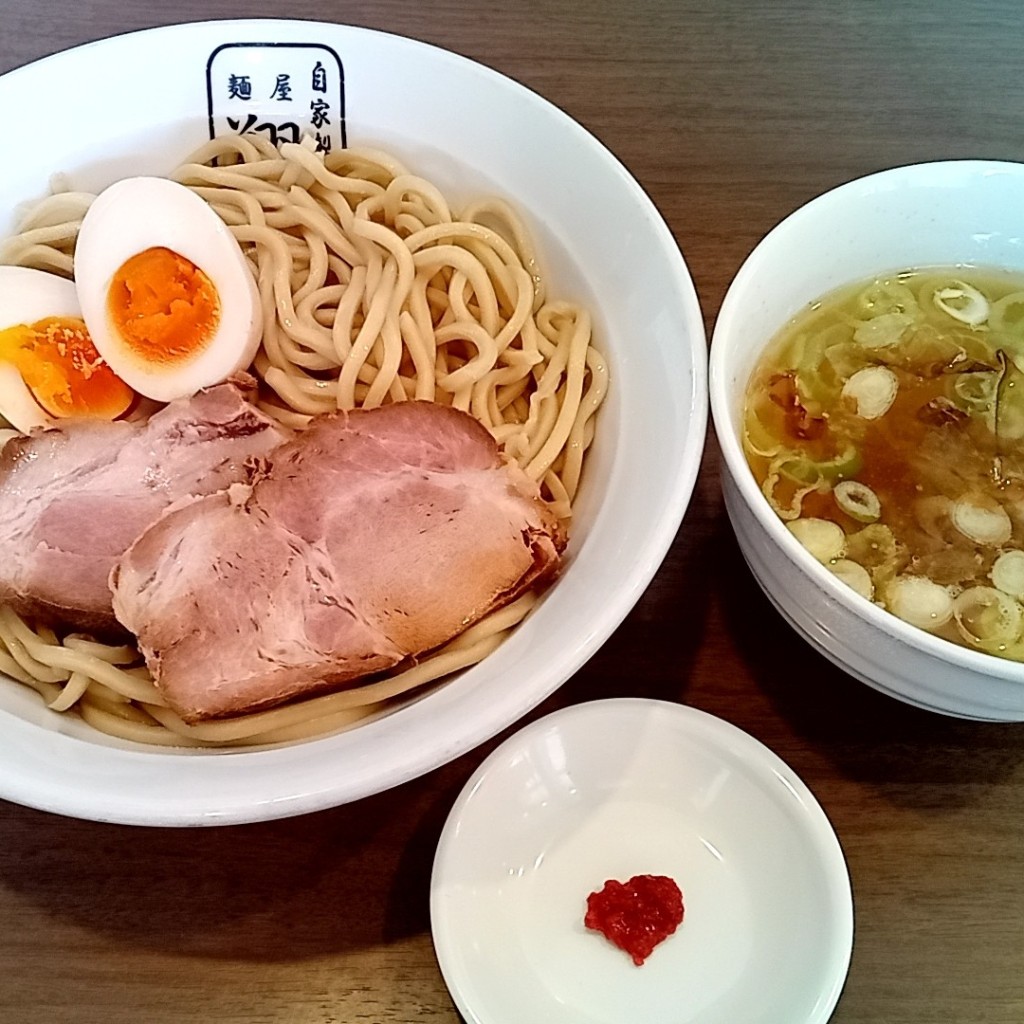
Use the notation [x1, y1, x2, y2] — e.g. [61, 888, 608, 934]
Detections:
[711, 160, 1024, 722]
[0, 20, 707, 823]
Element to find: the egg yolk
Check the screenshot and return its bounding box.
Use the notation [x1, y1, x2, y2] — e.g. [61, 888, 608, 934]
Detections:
[107, 246, 221, 364]
[0, 317, 134, 419]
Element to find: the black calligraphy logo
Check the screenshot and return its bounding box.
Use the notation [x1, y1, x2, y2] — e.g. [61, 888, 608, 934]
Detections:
[208, 43, 347, 149]
[310, 98, 330, 129]
[312, 60, 327, 93]
[226, 114, 300, 146]
[227, 74, 252, 100]
[270, 74, 293, 101]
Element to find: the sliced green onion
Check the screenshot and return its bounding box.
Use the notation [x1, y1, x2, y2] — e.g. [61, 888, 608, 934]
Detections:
[774, 446, 861, 486]
[787, 517, 846, 563]
[742, 405, 782, 459]
[853, 312, 914, 349]
[988, 291, 1024, 334]
[792, 325, 852, 405]
[819, 445, 862, 481]
[846, 523, 899, 574]
[855, 279, 918, 318]
[834, 480, 881, 523]
[990, 549, 1024, 600]
[824, 340, 870, 380]
[885, 575, 954, 631]
[829, 558, 874, 600]
[953, 586, 1023, 650]
[762, 473, 817, 521]
[775, 455, 823, 486]
[795, 322, 853, 364]
[950, 497, 1012, 546]
[913, 495, 954, 541]
[841, 365, 898, 420]
[933, 281, 989, 327]
[953, 369, 998, 413]
[780, 325, 844, 397]
[898, 321, 977, 368]
[994, 349, 1024, 442]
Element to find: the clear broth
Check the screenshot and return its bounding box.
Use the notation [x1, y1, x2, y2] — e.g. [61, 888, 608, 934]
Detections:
[744, 267, 1024, 661]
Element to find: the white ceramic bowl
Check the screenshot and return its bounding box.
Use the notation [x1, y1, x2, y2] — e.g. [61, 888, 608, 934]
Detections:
[710, 160, 1024, 722]
[431, 699, 853, 1024]
[0, 20, 707, 824]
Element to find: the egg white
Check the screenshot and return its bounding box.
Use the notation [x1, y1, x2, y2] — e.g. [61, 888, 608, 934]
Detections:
[74, 177, 263, 402]
[0, 265, 85, 432]
[0, 265, 81, 327]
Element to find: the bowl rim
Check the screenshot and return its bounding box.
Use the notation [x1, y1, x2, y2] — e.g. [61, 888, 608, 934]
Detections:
[0, 18, 709, 825]
[709, 158, 1024, 685]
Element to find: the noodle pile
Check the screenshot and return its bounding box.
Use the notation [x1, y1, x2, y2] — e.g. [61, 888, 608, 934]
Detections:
[0, 134, 608, 748]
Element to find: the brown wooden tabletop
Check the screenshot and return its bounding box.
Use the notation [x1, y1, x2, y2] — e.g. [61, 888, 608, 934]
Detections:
[1, 1, 1023, 1022]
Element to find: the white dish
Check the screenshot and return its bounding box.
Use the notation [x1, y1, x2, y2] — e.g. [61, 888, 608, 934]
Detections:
[430, 699, 853, 1024]
[710, 160, 1024, 721]
[0, 21, 707, 825]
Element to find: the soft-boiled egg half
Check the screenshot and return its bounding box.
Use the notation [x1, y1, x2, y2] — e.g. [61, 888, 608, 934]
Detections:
[0, 265, 134, 433]
[74, 177, 262, 402]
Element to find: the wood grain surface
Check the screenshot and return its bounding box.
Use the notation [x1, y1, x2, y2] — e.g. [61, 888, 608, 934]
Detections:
[1, 1, 1023, 1022]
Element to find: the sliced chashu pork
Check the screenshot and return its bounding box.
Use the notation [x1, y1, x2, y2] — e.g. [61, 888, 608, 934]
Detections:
[111, 401, 565, 722]
[0, 378, 289, 634]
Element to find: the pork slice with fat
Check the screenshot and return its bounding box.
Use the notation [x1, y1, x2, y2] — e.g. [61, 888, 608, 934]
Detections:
[111, 401, 566, 722]
[0, 378, 289, 633]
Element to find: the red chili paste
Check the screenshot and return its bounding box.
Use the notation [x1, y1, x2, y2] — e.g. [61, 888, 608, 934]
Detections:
[584, 874, 684, 966]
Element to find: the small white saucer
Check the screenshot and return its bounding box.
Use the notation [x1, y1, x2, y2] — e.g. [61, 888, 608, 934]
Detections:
[430, 698, 853, 1024]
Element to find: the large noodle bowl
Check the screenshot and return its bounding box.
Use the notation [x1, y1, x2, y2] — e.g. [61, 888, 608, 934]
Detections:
[0, 134, 608, 748]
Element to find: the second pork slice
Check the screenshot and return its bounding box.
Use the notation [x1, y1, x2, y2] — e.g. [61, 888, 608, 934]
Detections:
[110, 401, 565, 722]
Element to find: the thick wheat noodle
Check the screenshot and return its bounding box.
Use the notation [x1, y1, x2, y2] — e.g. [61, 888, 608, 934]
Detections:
[260, 365, 334, 415]
[0, 138, 607, 748]
[542, 472, 572, 521]
[0, 648, 40, 688]
[372, 315, 408, 407]
[398, 311, 436, 401]
[434, 321, 499, 393]
[16, 193, 93, 229]
[8, 245, 74, 275]
[460, 196, 542, 281]
[5, 223, 82, 252]
[0, 610, 163, 704]
[522, 383, 563, 465]
[239, 223, 342, 364]
[297, 282, 344, 334]
[280, 141, 390, 200]
[415, 247, 501, 333]
[78, 701, 209, 747]
[172, 162, 291, 194]
[525, 310, 592, 476]
[295, 227, 329, 306]
[0, 607, 68, 683]
[275, 187, 365, 266]
[560, 347, 610, 497]
[473, 363, 536, 431]
[408, 224, 525, 316]
[337, 258, 399, 407]
[332, 265, 367, 360]
[48, 670, 91, 712]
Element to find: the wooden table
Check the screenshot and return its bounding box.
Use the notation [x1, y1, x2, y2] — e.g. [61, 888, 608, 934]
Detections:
[1, 1, 1023, 1021]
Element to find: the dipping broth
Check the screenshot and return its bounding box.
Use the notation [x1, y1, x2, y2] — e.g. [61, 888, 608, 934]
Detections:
[744, 267, 1024, 661]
